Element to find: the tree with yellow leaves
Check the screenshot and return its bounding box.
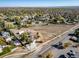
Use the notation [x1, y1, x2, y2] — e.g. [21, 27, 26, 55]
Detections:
[0, 36, 6, 45]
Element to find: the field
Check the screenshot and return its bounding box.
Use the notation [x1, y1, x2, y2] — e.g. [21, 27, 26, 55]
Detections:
[29, 24, 75, 42]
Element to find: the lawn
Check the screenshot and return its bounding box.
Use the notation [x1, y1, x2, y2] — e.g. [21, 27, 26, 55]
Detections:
[0, 45, 15, 56]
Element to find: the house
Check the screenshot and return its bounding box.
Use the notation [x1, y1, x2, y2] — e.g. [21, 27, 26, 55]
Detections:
[1, 31, 12, 42]
[21, 15, 30, 25]
[14, 40, 21, 46]
[21, 17, 28, 25]
[26, 40, 36, 50]
[1, 31, 10, 37]
[3, 15, 8, 20]
[25, 16, 29, 19]
[0, 45, 3, 53]
[17, 31, 24, 35]
[5, 37, 12, 42]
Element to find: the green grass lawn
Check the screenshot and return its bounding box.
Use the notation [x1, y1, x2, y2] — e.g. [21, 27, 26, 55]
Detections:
[0, 45, 15, 56]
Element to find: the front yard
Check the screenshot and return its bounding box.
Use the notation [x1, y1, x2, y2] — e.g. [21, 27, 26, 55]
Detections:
[0, 45, 15, 56]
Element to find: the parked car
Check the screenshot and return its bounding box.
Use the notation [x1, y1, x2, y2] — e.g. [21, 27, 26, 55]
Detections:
[59, 54, 66, 58]
[66, 50, 76, 58]
[51, 42, 64, 49]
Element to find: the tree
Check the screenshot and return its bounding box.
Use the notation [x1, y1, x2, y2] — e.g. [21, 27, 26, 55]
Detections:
[5, 22, 15, 29]
[75, 28, 79, 36]
[34, 32, 40, 39]
[14, 16, 21, 29]
[0, 17, 5, 28]
[14, 16, 21, 24]
[0, 37, 6, 45]
[53, 15, 65, 24]
[45, 51, 53, 58]
[63, 42, 71, 49]
[20, 32, 32, 44]
[57, 15, 65, 24]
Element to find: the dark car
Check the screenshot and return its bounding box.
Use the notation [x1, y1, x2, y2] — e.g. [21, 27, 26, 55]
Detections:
[67, 50, 76, 58]
[59, 55, 66, 58]
[51, 42, 64, 49]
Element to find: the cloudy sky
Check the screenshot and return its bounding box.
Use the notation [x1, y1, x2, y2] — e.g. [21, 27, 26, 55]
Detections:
[0, 0, 79, 7]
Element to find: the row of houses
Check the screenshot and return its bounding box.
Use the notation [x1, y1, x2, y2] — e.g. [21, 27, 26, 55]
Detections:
[10, 29, 40, 49]
[20, 14, 77, 26]
[11, 29, 39, 50]
[20, 14, 50, 26]
[0, 28, 40, 53]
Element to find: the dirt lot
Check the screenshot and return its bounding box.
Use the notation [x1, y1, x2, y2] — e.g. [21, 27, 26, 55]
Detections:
[10, 24, 75, 42]
[29, 24, 75, 42]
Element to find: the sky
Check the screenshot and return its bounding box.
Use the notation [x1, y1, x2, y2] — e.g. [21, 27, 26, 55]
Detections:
[0, 0, 79, 7]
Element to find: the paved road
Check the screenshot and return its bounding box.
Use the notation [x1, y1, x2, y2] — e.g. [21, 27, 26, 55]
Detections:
[4, 24, 79, 58]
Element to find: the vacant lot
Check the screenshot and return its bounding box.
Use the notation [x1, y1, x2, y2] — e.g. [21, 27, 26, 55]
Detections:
[29, 24, 75, 42]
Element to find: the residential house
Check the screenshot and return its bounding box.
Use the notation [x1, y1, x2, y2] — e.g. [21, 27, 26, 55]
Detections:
[1, 32, 12, 42]
[21, 15, 33, 25]
[14, 40, 21, 46]
[21, 16, 28, 25]
[26, 40, 36, 50]
[17, 31, 24, 35]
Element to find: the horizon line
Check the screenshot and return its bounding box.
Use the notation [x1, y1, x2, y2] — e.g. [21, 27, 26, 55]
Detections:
[0, 6, 79, 8]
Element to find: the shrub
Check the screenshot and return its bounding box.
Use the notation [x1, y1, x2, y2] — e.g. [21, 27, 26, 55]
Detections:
[45, 51, 53, 58]
[63, 42, 72, 49]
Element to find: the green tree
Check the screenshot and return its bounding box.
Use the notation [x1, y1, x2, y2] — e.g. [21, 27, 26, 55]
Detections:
[20, 32, 32, 44]
[53, 15, 65, 24]
[0, 37, 6, 45]
[14, 16, 21, 29]
[0, 17, 5, 28]
[75, 28, 79, 36]
[15, 16, 21, 24]
[5, 22, 15, 29]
